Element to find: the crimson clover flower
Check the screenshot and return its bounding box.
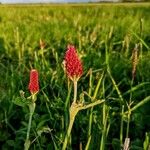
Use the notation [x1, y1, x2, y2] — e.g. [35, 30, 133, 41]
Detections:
[28, 69, 39, 94]
[64, 45, 83, 81]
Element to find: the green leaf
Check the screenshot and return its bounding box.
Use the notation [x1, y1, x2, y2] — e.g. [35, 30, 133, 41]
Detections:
[130, 96, 150, 112]
[37, 126, 52, 136]
[143, 132, 150, 150]
[6, 140, 15, 147]
[36, 115, 50, 130]
[112, 138, 121, 150]
[123, 82, 150, 96]
[12, 97, 31, 107]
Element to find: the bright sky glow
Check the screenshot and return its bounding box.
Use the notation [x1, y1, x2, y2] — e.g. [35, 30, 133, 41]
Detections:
[1, 0, 102, 3]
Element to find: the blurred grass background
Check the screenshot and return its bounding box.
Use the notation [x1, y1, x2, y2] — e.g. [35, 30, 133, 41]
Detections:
[0, 3, 150, 150]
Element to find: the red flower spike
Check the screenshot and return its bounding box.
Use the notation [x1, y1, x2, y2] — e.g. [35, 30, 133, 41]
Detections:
[28, 69, 39, 94]
[64, 45, 83, 81]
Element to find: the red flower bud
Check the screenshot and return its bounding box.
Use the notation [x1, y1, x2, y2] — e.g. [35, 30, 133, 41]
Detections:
[28, 69, 39, 94]
[64, 45, 83, 81]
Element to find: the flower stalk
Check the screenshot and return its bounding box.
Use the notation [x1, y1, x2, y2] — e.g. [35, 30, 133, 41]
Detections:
[24, 98, 36, 150]
[73, 80, 77, 103]
[62, 100, 105, 150]
[62, 45, 105, 150]
[24, 69, 39, 150]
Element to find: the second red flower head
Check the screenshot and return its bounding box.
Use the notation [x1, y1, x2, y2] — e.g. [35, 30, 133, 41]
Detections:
[64, 45, 83, 81]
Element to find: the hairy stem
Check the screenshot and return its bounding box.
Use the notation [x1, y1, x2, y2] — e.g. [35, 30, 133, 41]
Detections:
[62, 103, 78, 150]
[62, 100, 105, 150]
[73, 80, 77, 103]
[24, 97, 36, 150]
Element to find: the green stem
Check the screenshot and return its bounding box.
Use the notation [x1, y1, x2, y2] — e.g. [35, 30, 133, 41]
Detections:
[88, 108, 93, 137]
[130, 96, 150, 112]
[86, 72, 104, 148]
[87, 69, 93, 139]
[126, 111, 131, 138]
[73, 80, 77, 103]
[24, 99, 36, 150]
[28, 104, 35, 139]
[62, 100, 105, 150]
[62, 79, 78, 150]
[120, 105, 124, 147]
[100, 103, 106, 150]
[62, 104, 78, 150]
[107, 68, 124, 103]
[126, 79, 133, 139]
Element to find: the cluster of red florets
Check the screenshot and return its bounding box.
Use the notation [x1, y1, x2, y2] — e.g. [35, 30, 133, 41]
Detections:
[28, 69, 39, 94]
[64, 45, 83, 81]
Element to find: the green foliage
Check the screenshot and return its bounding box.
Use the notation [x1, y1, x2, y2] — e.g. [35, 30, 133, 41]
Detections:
[0, 3, 150, 150]
[143, 132, 150, 150]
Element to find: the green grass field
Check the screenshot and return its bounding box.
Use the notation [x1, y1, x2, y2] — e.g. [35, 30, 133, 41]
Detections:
[1, 3, 150, 150]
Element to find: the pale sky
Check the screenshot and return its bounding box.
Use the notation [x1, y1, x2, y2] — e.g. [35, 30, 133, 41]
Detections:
[1, 0, 101, 3]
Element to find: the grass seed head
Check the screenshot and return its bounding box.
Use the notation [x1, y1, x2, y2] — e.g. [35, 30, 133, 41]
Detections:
[132, 44, 139, 80]
[39, 38, 46, 50]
